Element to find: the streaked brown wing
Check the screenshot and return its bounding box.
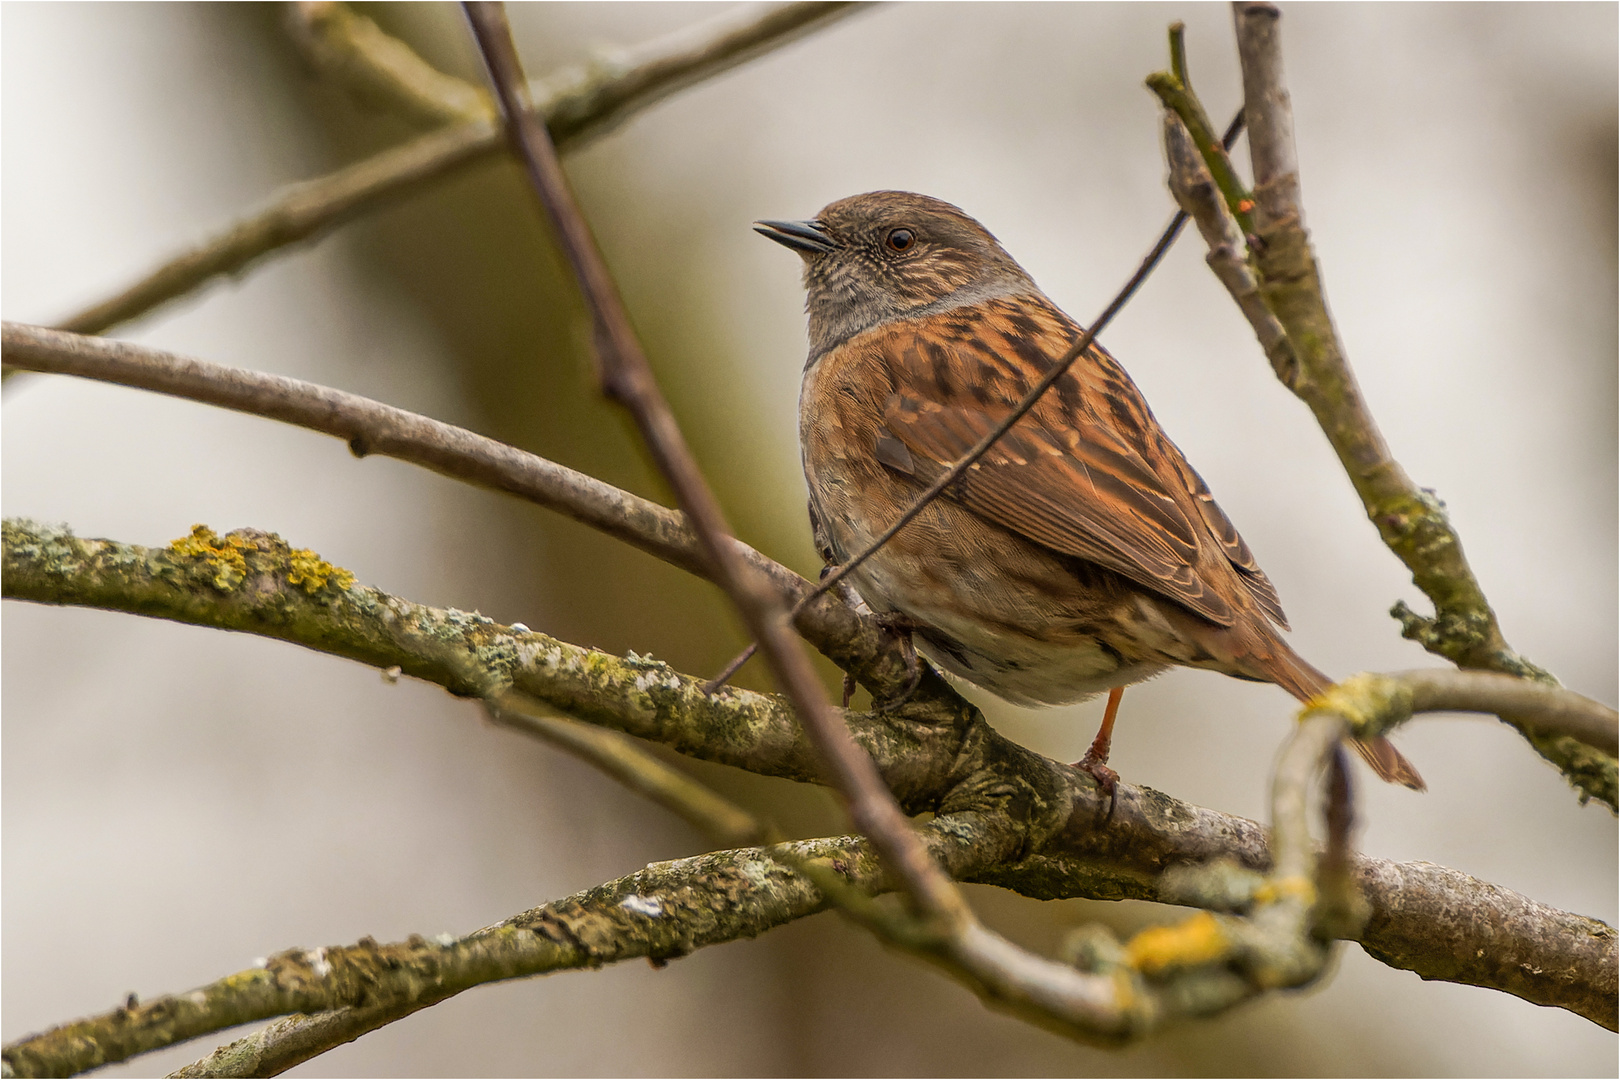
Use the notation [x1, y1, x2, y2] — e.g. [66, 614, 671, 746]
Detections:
[882, 385, 1238, 627]
[1176, 460, 1290, 629]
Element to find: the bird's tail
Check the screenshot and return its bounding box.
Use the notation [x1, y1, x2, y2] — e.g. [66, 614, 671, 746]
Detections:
[1268, 646, 1426, 792]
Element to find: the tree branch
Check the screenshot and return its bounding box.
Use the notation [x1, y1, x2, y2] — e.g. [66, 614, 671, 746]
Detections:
[486, 689, 772, 848]
[5, 518, 1612, 1052]
[1313, 669, 1618, 757]
[0, 321, 920, 700]
[33, 2, 861, 340]
[1147, 5, 1615, 808]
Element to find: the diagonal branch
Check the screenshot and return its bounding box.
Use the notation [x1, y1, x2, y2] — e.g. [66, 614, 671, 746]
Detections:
[486, 689, 772, 848]
[462, 0, 969, 927]
[27, 2, 860, 341]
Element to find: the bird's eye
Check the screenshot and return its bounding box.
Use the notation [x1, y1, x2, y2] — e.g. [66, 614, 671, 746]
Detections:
[885, 228, 916, 253]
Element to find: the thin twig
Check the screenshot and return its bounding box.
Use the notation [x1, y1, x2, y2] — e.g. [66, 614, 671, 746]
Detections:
[1161, 107, 1298, 386]
[462, 1, 968, 925]
[1220, 1, 1613, 805]
[28, 2, 860, 342]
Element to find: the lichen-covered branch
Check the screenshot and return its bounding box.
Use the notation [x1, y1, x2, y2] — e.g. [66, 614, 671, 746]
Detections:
[3, 835, 902, 1078]
[39, 1, 861, 339]
[1315, 669, 1618, 757]
[6, 518, 1613, 1046]
[1147, 5, 1615, 807]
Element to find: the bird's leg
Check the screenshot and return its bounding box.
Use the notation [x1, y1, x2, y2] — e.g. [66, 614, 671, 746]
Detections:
[1073, 686, 1124, 821]
[870, 612, 923, 710]
[841, 671, 857, 709]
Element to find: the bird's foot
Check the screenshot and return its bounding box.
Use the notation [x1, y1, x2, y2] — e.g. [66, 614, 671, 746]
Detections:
[1071, 752, 1120, 824]
[870, 612, 923, 710]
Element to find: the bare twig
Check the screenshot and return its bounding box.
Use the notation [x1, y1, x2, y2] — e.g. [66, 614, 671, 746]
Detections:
[1225, 2, 1529, 679]
[286, 1, 493, 126]
[462, 0, 968, 926]
[31, 2, 860, 341]
[1161, 109, 1298, 385]
[0, 321, 920, 698]
[1315, 669, 1618, 758]
[1150, 5, 1613, 807]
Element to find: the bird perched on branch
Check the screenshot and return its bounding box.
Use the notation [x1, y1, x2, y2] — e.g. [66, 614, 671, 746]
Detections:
[756, 190, 1423, 796]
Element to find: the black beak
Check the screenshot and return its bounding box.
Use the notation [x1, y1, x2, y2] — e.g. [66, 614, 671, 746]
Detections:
[753, 218, 836, 254]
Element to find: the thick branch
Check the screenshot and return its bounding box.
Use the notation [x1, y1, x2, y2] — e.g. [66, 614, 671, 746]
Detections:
[4, 834, 921, 1078]
[40, 2, 860, 339]
[6, 519, 1613, 1035]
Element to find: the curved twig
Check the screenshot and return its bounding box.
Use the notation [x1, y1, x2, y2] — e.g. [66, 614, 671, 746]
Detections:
[285, 1, 493, 126]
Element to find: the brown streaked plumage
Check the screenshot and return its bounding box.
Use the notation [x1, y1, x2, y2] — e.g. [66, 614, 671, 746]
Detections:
[757, 190, 1423, 791]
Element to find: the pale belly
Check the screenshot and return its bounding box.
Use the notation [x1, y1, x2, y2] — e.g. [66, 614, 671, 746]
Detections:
[806, 457, 1167, 708]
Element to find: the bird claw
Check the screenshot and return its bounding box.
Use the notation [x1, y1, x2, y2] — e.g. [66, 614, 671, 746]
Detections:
[870, 613, 923, 710]
[1072, 753, 1120, 825]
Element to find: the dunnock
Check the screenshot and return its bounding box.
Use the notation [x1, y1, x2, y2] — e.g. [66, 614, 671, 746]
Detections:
[757, 190, 1423, 791]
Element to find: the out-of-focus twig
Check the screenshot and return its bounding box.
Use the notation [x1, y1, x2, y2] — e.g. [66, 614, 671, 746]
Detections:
[32, 2, 860, 341]
[286, 1, 493, 126]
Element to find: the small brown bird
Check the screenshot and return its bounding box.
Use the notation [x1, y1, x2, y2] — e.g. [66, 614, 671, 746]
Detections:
[757, 190, 1423, 793]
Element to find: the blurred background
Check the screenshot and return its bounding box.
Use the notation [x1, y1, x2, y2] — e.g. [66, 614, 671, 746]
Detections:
[3, 2, 1614, 1075]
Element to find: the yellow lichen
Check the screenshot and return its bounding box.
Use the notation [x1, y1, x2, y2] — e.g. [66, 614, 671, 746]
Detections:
[287, 548, 356, 595]
[167, 525, 252, 591]
[1300, 672, 1413, 739]
[1124, 911, 1230, 975]
[1253, 874, 1317, 909]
